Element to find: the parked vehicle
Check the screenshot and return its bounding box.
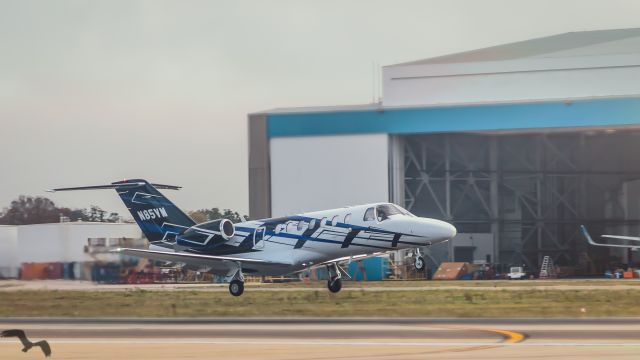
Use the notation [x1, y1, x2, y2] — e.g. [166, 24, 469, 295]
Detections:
[507, 266, 527, 280]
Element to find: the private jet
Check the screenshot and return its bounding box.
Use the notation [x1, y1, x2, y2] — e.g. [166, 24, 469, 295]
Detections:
[49, 179, 456, 296]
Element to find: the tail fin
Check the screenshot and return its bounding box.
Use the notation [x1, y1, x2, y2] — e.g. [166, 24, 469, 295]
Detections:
[49, 179, 195, 242]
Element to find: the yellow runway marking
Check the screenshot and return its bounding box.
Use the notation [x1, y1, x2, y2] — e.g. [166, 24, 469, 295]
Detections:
[409, 325, 527, 355]
[487, 329, 526, 343]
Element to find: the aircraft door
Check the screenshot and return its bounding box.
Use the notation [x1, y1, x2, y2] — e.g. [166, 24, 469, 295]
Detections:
[253, 227, 266, 249]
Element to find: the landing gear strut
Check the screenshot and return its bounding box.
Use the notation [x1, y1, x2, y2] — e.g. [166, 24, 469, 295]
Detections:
[226, 262, 245, 297]
[326, 263, 342, 293]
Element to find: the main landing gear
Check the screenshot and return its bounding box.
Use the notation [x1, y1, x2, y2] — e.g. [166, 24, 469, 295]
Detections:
[227, 262, 245, 297]
[326, 263, 343, 293]
[229, 279, 244, 296]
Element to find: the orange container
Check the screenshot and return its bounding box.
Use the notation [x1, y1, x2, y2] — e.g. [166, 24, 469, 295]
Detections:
[20, 263, 49, 280]
[623, 271, 633, 279]
[433, 262, 469, 280]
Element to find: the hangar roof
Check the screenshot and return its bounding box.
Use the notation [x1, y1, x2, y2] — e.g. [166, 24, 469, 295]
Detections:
[255, 29, 640, 138]
[389, 28, 640, 66]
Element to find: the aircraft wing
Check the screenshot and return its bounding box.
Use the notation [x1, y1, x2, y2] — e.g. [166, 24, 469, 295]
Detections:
[602, 235, 640, 242]
[113, 248, 291, 267]
[320, 252, 389, 265]
[298, 252, 391, 279]
[580, 225, 640, 248]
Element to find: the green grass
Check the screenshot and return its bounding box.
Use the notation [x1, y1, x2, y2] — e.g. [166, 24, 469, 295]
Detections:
[2, 288, 640, 317]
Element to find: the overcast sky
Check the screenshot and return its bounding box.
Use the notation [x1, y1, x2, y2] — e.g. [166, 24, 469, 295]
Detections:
[1, 0, 639, 217]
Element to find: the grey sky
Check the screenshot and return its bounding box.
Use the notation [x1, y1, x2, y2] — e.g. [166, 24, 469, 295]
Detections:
[1, 0, 639, 217]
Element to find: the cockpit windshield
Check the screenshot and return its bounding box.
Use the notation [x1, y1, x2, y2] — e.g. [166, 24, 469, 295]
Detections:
[375, 204, 414, 221]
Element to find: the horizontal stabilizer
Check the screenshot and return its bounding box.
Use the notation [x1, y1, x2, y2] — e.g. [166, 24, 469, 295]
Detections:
[47, 182, 181, 192]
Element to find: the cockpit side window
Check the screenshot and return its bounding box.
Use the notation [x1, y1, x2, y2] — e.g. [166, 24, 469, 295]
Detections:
[393, 204, 415, 217]
[363, 207, 375, 221]
[376, 204, 402, 221]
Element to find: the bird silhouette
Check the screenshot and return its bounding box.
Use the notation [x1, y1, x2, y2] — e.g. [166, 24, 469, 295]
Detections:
[1, 329, 51, 357]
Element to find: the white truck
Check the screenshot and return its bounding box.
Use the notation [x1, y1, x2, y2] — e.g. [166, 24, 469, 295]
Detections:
[507, 266, 527, 280]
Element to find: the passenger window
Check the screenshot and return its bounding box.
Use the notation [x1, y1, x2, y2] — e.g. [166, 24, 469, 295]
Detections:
[344, 214, 352, 223]
[275, 224, 283, 234]
[297, 221, 307, 231]
[363, 207, 375, 221]
[331, 215, 340, 226]
[287, 222, 296, 232]
[309, 219, 317, 228]
[320, 217, 327, 227]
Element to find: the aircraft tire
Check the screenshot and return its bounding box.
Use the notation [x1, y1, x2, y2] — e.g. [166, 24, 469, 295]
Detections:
[327, 277, 342, 293]
[229, 280, 244, 296]
[415, 256, 425, 271]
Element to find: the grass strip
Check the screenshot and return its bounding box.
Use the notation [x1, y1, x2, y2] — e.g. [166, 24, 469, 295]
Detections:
[1, 288, 639, 317]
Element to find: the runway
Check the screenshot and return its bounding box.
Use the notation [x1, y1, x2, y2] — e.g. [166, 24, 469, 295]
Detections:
[1, 318, 639, 359]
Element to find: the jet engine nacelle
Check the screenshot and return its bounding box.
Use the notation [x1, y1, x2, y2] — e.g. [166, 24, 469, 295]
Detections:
[180, 218, 236, 246]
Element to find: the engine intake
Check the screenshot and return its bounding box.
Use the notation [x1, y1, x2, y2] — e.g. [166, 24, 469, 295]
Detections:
[182, 218, 236, 242]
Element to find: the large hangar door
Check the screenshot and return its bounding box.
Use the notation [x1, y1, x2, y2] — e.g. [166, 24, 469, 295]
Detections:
[402, 130, 640, 273]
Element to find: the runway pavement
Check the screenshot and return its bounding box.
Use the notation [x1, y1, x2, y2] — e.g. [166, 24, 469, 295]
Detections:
[1, 318, 639, 359]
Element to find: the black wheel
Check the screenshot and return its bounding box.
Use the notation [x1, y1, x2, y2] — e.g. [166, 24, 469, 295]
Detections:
[229, 280, 244, 296]
[414, 256, 425, 271]
[327, 277, 342, 293]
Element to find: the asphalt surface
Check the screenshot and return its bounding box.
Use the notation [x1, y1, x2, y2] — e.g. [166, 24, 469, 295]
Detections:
[1, 318, 639, 359]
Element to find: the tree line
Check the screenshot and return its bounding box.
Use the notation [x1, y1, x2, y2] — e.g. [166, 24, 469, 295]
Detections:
[0, 195, 247, 225]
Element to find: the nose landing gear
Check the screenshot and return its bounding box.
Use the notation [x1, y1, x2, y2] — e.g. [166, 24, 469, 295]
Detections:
[414, 248, 425, 271]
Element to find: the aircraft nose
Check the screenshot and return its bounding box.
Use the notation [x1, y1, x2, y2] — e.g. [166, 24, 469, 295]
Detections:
[441, 221, 457, 239]
[413, 218, 457, 242]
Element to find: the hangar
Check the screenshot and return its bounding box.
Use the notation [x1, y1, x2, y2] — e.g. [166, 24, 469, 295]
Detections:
[248, 28, 640, 273]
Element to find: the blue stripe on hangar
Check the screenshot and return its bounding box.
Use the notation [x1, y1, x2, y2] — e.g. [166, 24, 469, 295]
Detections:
[267, 97, 640, 138]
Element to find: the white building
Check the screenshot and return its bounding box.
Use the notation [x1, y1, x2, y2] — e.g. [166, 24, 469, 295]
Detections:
[248, 29, 640, 271]
[0, 222, 142, 278]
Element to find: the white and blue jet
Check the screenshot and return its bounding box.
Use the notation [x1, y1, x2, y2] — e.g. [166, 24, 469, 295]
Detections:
[50, 179, 456, 296]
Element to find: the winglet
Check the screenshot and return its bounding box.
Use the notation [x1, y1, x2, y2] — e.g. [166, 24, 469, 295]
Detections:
[580, 225, 597, 245]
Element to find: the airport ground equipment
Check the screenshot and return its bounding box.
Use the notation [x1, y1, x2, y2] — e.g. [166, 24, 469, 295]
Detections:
[507, 266, 526, 280]
[539, 256, 556, 279]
